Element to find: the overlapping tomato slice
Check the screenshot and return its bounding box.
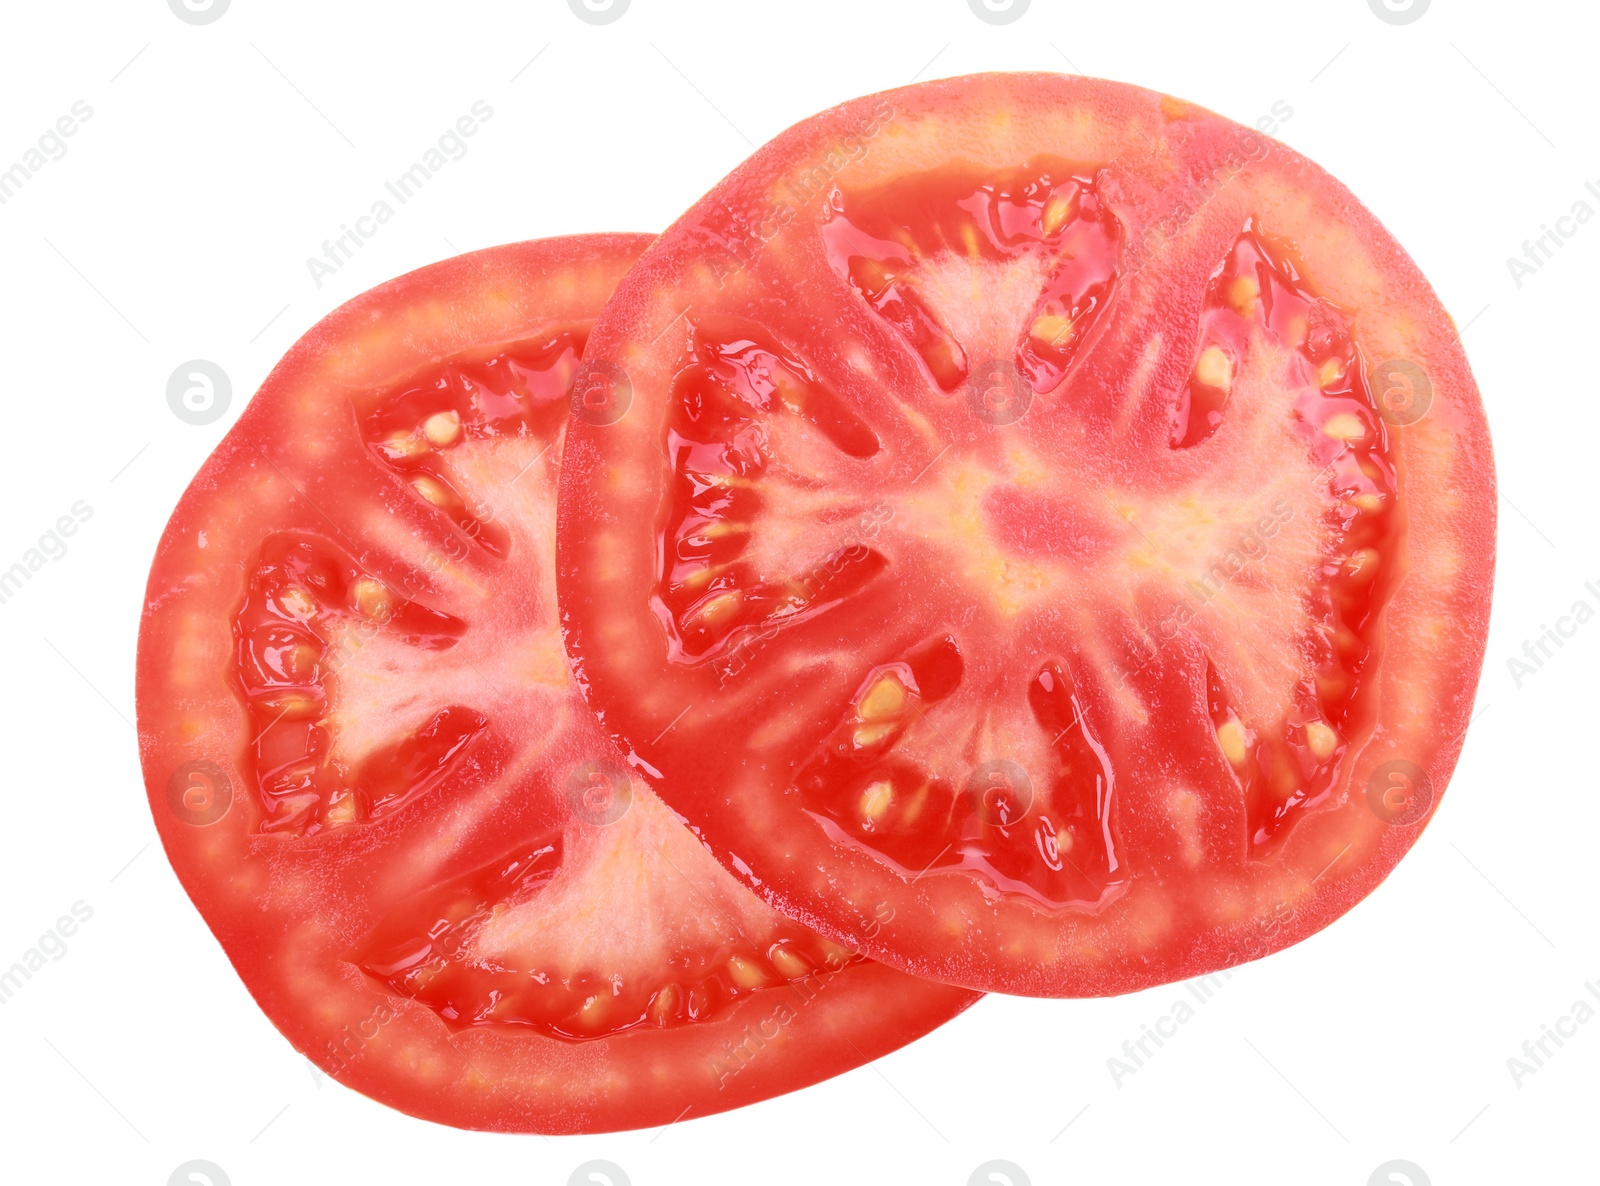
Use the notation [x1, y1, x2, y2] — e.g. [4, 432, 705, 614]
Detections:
[137, 236, 978, 1133]
[557, 76, 1495, 996]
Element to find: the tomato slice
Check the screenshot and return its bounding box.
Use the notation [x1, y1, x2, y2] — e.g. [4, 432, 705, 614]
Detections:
[136, 236, 977, 1134]
[556, 76, 1496, 997]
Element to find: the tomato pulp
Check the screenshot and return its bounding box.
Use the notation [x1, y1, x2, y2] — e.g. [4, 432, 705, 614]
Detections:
[557, 77, 1495, 996]
[137, 236, 978, 1132]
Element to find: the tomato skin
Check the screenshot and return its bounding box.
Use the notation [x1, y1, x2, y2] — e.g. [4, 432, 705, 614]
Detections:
[557, 76, 1496, 997]
[137, 237, 978, 1133]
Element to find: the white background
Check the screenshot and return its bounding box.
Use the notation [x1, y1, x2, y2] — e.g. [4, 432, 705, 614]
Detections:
[0, 1, 1593, 1183]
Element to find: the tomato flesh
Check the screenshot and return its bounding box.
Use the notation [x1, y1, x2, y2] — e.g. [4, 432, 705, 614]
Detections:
[557, 76, 1495, 997]
[137, 237, 978, 1133]
[820, 157, 1123, 397]
[354, 805, 862, 1040]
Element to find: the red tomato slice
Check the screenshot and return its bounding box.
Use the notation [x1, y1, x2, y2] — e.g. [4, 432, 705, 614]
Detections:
[136, 236, 978, 1134]
[556, 76, 1496, 997]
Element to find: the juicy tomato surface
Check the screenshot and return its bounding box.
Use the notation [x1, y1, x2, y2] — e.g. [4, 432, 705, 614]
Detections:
[136, 236, 978, 1134]
[557, 76, 1496, 997]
